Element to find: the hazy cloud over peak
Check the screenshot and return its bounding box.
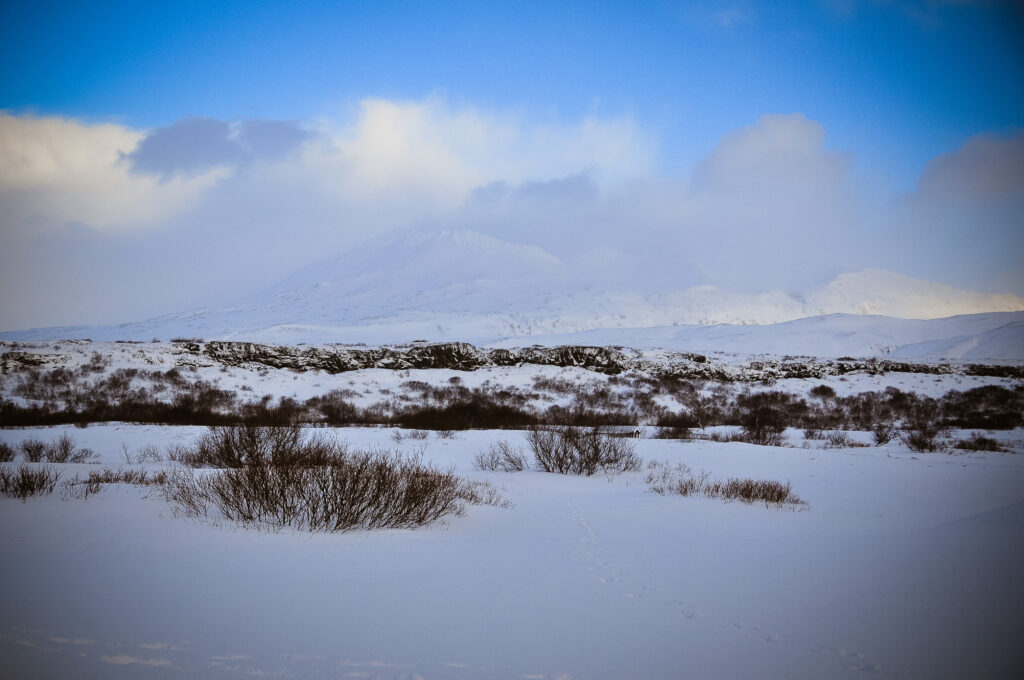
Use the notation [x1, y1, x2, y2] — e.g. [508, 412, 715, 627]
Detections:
[0, 100, 1020, 330]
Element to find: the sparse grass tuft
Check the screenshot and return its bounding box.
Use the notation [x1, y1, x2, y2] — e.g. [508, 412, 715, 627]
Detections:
[61, 468, 169, 499]
[646, 461, 805, 509]
[0, 441, 14, 462]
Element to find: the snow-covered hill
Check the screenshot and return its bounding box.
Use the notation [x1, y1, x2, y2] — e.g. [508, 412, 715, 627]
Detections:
[496, 312, 1024, 361]
[3, 229, 1023, 359]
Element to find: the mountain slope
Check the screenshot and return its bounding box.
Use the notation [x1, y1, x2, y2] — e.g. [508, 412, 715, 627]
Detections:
[2, 229, 1023, 359]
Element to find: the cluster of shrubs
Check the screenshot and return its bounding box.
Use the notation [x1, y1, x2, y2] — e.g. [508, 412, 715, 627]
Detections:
[5, 433, 95, 463]
[475, 426, 641, 475]
[656, 385, 1022, 451]
[526, 425, 641, 475]
[2, 365, 1021, 452]
[0, 465, 62, 500]
[162, 425, 495, 532]
[4, 366, 237, 426]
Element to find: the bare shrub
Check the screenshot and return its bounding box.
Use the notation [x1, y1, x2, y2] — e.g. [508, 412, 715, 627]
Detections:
[474, 441, 527, 472]
[901, 405, 947, 452]
[646, 462, 710, 497]
[708, 429, 740, 443]
[646, 461, 804, 509]
[462, 479, 513, 508]
[61, 474, 102, 499]
[738, 426, 785, 447]
[20, 438, 47, 463]
[136, 445, 163, 463]
[0, 441, 14, 462]
[709, 478, 803, 507]
[653, 426, 691, 440]
[172, 424, 331, 468]
[824, 431, 850, 448]
[123, 443, 163, 464]
[0, 466, 61, 500]
[435, 429, 456, 439]
[872, 422, 896, 445]
[954, 433, 1008, 452]
[161, 448, 486, 532]
[526, 425, 640, 476]
[45, 433, 93, 463]
[736, 392, 797, 446]
[62, 467, 170, 499]
[809, 384, 837, 400]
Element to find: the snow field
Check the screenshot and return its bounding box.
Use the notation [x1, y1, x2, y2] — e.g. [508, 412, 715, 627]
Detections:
[1, 424, 1023, 679]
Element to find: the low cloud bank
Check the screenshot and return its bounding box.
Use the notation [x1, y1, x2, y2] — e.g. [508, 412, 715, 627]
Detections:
[0, 100, 1020, 330]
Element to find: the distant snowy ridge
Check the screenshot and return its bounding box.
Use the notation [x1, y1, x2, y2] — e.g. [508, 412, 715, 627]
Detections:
[2, 230, 1023, 359]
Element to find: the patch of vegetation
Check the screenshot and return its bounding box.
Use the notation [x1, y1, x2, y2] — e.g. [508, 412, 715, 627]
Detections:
[646, 462, 805, 509]
[474, 441, 528, 472]
[61, 468, 169, 499]
[900, 403, 948, 452]
[954, 433, 1009, 453]
[161, 425, 498, 532]
[0, 465, 61, 500]
[14, 434, 93, 463]
[2, 360, 1021, 452]
[526, 425, 640, 475]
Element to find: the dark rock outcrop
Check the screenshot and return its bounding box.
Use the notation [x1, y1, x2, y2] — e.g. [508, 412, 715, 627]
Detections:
[195, 340, 1024, 381]
[202, 341, 631, 375]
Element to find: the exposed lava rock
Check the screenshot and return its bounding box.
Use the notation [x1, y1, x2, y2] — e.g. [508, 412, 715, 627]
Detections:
[202, 341, 630, 374]
[195, 340, 1024, 381]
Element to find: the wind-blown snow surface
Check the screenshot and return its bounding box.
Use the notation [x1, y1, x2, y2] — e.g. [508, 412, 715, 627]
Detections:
[1, 425, 1023, 679]
[2, 230, 1023, 352]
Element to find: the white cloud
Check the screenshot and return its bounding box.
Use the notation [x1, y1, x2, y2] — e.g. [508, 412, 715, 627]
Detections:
[0, 102, 1019, 330]
[310, 97, 653, 210]
[0, 100, 653, 235]
[0, 113, 224, 231]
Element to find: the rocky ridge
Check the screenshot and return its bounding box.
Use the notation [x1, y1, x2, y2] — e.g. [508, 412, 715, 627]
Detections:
[198, 341, 1024, 381]
[4, 340, 1022, 382]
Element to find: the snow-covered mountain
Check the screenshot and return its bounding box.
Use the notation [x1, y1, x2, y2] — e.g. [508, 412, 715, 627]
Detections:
[3, 229, 1023, 359]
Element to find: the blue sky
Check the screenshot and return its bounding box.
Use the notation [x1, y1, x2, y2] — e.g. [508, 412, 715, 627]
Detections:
[1, 1, 1022, 328]
[4, 0, 1021, 185]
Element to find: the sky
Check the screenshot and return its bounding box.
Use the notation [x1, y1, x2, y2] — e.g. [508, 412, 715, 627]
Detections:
[1, 0, 1023, 330]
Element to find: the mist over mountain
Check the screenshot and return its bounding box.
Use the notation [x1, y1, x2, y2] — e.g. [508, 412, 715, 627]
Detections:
[3, 229, 1023, 360]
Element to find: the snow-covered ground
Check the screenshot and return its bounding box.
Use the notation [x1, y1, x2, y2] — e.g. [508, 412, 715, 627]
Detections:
[1, 339, 1021, 415]
[2, 424, 1023, 679]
